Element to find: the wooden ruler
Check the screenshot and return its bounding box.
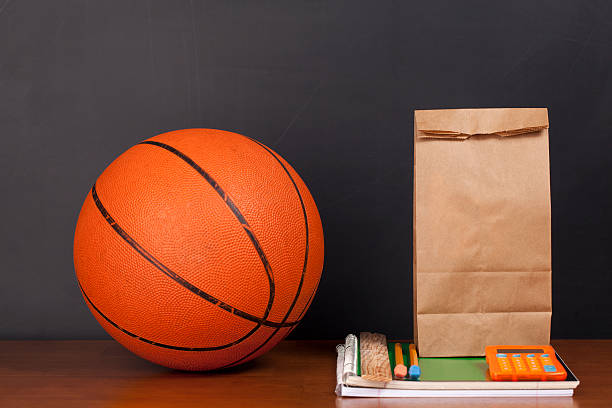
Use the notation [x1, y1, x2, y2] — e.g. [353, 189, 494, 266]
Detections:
[360, 332, 392, 382]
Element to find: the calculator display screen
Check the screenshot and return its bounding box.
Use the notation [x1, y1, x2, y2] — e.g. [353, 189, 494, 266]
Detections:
[497, 348, 544, 353]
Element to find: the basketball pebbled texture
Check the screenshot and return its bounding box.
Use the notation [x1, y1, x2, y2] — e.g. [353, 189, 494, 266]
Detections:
[73, 129, 324, 370]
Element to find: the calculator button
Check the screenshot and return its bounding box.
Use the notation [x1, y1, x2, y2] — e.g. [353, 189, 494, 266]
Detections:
[526, 355, 541, 373]
[496, 354, 507, 358]
[496, 355, 512, 373]
[541, 354, 549, 358]
[528, 366, 542, 373]
[543, 365, 557, 372]
[511, 355, 527, 374]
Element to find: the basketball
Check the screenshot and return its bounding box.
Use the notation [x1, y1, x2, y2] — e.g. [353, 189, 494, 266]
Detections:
[73, 128, 324, 371]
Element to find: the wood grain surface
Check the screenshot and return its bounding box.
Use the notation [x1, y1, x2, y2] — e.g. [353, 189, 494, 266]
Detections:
[0, 340, 609, 407]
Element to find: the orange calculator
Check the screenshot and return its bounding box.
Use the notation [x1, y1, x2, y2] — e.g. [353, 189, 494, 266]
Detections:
[485, 345, 567, 381]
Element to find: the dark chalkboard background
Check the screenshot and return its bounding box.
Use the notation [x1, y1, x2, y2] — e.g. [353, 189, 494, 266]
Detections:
[1, 0, 611, 340]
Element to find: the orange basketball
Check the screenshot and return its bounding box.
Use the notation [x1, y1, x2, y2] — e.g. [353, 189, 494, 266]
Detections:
[73, 129, 324, 370]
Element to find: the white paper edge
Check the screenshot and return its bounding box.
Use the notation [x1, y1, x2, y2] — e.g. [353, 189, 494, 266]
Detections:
[338, 384, 574, 398]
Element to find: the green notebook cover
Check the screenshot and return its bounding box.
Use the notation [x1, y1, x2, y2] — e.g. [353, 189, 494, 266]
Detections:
[357, 340, 489, 381]
[389, 342, 488, 381]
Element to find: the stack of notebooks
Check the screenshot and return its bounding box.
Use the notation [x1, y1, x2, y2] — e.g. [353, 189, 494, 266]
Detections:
[335, 333, 580, 398]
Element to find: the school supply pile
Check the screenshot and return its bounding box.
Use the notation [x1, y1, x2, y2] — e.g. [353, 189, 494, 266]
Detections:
[335, 333, 580, 398]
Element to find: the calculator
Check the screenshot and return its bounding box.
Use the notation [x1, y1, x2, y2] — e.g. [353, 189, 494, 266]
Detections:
[485, 345, 567, 381]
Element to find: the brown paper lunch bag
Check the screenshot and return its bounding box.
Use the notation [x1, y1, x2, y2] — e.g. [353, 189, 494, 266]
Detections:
[413, 108, 552, 357]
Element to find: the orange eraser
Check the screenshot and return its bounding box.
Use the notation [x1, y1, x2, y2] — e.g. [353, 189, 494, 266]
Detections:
[394, 364, 407, 378]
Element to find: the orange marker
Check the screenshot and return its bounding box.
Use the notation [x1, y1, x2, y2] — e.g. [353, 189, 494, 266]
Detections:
[393, 343, 407, 379]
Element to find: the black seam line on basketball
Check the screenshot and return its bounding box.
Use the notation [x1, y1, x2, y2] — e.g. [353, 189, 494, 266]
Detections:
[90, 182, 296, 329]
[251, 139, 312, 323]
[220, 136, 311, 368]
[138, 140, 277, 326]
[77, 281, 261, 351]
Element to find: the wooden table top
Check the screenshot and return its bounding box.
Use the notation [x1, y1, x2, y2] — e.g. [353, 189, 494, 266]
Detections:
[0, 339, 610, 407]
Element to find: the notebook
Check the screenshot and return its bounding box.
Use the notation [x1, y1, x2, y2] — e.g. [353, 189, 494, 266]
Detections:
[335, 334, 580, 398]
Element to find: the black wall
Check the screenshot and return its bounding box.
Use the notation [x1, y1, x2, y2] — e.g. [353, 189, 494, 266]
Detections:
[1, 0, 610, 340]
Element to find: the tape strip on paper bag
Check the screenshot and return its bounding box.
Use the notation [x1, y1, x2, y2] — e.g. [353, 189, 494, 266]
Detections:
[413, 108, 552, 357]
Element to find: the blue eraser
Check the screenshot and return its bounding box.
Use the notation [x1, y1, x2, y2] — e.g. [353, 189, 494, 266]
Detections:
[409, 365, 421, 380]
